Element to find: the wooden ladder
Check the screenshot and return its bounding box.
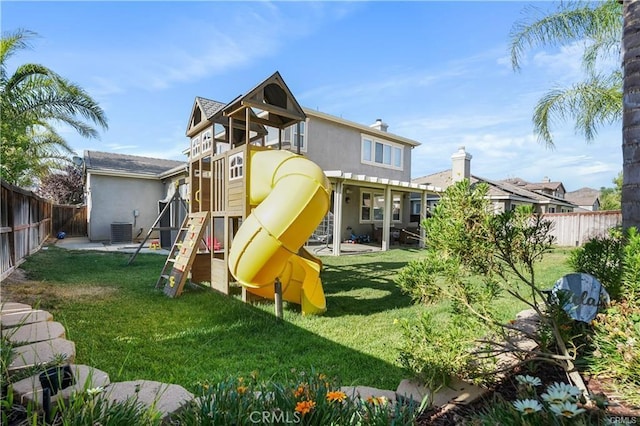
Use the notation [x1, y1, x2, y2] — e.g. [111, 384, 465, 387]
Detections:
[156, 211, 210, 297]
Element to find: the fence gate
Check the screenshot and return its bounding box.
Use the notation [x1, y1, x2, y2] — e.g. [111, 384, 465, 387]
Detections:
[52, 205, 87, 237]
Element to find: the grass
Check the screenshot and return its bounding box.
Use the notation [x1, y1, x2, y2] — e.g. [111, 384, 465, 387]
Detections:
[3, 244, 573, 394]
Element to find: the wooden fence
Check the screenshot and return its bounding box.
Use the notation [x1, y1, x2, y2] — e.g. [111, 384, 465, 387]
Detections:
[543, 210, 622, 247]
[52, 204, 87, 237]
[1, 180, 52, 281]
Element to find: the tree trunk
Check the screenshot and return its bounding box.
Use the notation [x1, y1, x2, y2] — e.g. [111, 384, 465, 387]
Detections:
[623, 0, 640, 231]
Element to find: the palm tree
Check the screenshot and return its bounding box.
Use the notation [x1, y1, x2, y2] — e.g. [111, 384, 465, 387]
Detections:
[510, 0, 623, 148]
[0, 29, 108, 186]
[511, 0, 639, 230]
[622, 0, 640, 230]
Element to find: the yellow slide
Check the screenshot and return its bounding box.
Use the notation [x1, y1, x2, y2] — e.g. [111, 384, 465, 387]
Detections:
[228, 150, 331, 314]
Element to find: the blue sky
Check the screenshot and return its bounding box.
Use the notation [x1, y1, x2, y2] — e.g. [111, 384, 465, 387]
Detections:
[2, 1, 622, 191]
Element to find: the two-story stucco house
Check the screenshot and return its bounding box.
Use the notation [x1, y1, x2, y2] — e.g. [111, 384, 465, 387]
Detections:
[185, 72, 438, 256]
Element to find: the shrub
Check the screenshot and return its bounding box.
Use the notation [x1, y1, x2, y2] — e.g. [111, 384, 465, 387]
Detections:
[588, 300, 640, 406]
[397, 312, 492, 390]
[567, 231, 624, 299]
[622, 227, 640, 303]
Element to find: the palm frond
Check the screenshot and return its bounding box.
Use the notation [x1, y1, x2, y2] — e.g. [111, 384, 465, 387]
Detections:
[533, 71, 622, 148]
[510, 0, 622, 71]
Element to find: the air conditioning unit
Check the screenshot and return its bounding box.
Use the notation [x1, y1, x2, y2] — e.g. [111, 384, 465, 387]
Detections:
[110, 223, 132, 244]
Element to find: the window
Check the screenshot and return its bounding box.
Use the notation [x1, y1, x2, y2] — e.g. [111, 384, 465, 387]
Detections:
[361, 193, 371, 221]
[548, 206, 556, 213]
[360, 191, 401, 223]
[229, 153, 243, 180]
[266, 121, 307, 151]
[201, 131, 212, 153]
[191, 136, 200, 158]
[361, 135, 403, 170]
[392, 193, 401, 221]
[283, 121, 306, 151]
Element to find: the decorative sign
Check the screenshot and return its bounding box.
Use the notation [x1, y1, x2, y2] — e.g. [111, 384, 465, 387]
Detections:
[551, 273, 610, 323]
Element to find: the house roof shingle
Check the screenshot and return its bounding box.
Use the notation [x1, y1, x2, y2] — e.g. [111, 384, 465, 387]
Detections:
[413, 170, 575, 207]
[565, 187, 600, 207]
[196, 97, 226, 120]
[84, 151, 185, 177]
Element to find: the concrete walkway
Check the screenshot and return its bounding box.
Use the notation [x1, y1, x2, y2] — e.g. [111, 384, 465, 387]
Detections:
[53, 237, 170, 255]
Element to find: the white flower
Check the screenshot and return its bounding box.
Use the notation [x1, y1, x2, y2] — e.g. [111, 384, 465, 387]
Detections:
[541, 389, 571, 405]
[546, 382, 581, 398]
[512, 399, 543, 414]
[515, 375, 542, 387]
[86, 386, 104, 396]
[549, 401, 586, 418]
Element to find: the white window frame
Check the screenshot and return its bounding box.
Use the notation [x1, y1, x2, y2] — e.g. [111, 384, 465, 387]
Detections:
[191, 136, 201, 158]
[283, 120, 307, 152]
[201, 130, 212, 153]
[360, 135, 403, 170]
[359, 191, 402, 223]
[229, 152, 244, 181]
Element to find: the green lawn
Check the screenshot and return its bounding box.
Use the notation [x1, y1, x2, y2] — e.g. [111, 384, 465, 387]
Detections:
[8, 245, 573, 393]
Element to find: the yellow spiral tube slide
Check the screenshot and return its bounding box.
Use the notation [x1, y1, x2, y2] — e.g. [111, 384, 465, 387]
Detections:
[228, 150, 331, 314]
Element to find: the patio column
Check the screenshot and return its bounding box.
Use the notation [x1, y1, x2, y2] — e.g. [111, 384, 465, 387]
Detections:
[332, 180, 344, 256]
[420, 191, 427, 248]
[382, 185, 392, 251]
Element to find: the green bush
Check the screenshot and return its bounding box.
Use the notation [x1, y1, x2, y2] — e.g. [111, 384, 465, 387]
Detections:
[623, 227, 640, 303]
[395, 255, 440, 305]
[567, 232, 624, 299]
[588, 301, 640, 406]
[397, 312, 491, 390]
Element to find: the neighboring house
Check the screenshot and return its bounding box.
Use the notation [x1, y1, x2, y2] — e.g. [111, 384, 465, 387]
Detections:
[503, 177, 567, 200]
[185, 72, 439, 255]
[412, 147, 576, 214]
[565, 187, 601, 211]
[83, 151, 187, 244]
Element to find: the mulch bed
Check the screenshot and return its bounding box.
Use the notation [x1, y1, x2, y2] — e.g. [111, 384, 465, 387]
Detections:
[417, 362, 640, 425]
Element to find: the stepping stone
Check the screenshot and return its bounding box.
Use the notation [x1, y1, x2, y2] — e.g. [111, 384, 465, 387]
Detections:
[2, 321, 65, 345]
[12, 364, 111, 409]
[396, 377, 488, 408]
[340, 386, 397, 405]
[99, 380, 193, 421]
[8, 338, 76, 375]
[1, 310, 53, 329]
[1, 302, 32, 314]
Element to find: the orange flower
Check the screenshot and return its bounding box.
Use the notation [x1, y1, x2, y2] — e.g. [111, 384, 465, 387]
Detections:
[294, 385, 307, 398]
[237, 385, 247, 395]
[366, 396, 388, 405]
[326, 390, 347, 403]
[295, 400, 316, 415]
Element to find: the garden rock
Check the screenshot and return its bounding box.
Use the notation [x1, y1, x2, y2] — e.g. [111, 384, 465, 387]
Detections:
[0, 309, 53, 329]
[2, 321, 65, 344]
[12, 364, 110, 408]
[99, 380, 193, 422]
[340, 385, 397, 405]
[396, 377, 488, 409]
[0, 302, 32, 314]
[8, 338, 76, 375]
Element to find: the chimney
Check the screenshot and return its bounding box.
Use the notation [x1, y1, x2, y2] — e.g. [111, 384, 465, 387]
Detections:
[451, 146, 472, 182]
[370, 118, 388, 132]
[542, 176, 551, 183]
